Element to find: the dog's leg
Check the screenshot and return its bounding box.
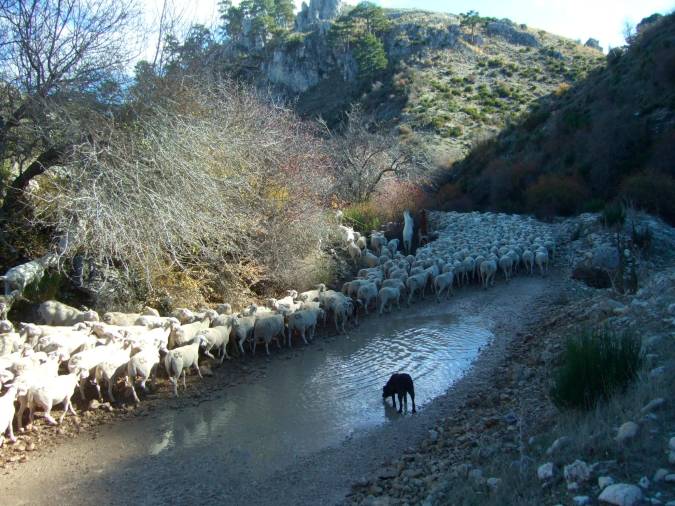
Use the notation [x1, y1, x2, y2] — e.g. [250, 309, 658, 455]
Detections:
[390, 394, 396, 410]
[410, 386, 417, 414]
[397, 393, 403, 413]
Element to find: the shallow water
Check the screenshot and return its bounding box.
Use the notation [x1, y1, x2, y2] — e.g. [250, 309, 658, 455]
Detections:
[141, 310, 492, 476]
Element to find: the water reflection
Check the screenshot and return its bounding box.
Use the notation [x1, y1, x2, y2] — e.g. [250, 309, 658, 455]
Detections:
[141, 312, 492, 478]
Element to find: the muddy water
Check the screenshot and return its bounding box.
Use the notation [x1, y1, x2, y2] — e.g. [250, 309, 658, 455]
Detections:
[144, 312, 491, 476]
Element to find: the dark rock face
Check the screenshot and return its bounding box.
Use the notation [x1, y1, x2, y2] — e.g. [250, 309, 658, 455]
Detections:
[584, 38, 603, 51]
[295, 0, 342, 32]
[571, 266, 612, 289]
[485, 20, 540, 47]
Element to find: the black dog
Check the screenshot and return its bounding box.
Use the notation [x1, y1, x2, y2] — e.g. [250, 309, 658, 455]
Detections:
[382, 373, 416, 414]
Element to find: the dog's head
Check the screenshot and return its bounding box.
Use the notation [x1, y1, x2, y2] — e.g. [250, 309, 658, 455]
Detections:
[382, 382, 394, 398]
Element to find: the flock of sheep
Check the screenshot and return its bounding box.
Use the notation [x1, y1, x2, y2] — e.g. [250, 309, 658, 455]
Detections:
[0, 210, 557, 448]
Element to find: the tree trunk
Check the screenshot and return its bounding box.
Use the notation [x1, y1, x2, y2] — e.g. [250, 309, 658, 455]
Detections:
[0, 145, 65, 218]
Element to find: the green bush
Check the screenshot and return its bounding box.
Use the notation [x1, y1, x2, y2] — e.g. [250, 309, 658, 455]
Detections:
[551, 328, 643, 410]
[602, 201, 626, 228]
[343, 202, 382, 234]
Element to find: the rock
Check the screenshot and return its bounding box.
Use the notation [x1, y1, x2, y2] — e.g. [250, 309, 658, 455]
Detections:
[25, 441, 35, 452]
[653, 469, 669, 482]
[669, 436, 675, 451]
[641, 398, 665, 413]
[546, 436, 571, 455]
[669, 451, 675, 465]
[638, 476, 650, 489]
[428, 429, 438, 442]
[668, 303, 675, 315]
[88, 399, 100, 410]
[598, 483, 643, 506]
[468, 468, 484, 483]
[615, 422, 639, 443]
[665, 474, 675, 483]
[598, 476, 615, 489]
[584, 38, 602, 51]
[573, 496, 591, 506]
[503, 412, 518, 425]
[379, 467, 398, 480]
[649, 367, 665, 378]
[564, 460, 591, 484]
[572, 266, 612, 289]
[537, 462, 554, 481]
[199, 365, 213, 377]
[485, 20, 540, 47]
[486, 477, 501, 491]
[592, 245, 620, 271]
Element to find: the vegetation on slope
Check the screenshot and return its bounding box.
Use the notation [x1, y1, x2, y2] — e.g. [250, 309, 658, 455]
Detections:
[433, 13, 675, 224]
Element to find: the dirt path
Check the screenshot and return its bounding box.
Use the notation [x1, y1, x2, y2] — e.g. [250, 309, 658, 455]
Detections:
[0, 273, 562, 506]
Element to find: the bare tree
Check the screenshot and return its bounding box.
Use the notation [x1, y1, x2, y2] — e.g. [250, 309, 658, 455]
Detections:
[327, 105, 424, 203]
[0, 0, 142, 216]
[31, 80, 337, 302]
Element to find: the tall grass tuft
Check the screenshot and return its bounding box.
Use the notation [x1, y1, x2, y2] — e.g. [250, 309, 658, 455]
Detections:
[550, 327, 643, 410]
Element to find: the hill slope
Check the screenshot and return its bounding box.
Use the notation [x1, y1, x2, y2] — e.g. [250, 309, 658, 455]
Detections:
[432, 13, 675, 223]
[255, 6, 603, 164]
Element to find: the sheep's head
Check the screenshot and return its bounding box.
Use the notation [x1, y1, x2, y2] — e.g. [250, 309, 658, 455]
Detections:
[81, 310, 100, 323]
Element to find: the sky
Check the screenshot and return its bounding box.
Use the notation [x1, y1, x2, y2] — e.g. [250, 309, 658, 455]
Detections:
[141, 0, 675, 52]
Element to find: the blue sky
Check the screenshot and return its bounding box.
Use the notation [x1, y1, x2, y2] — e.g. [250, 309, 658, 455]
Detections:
[142, 0, 674, 51]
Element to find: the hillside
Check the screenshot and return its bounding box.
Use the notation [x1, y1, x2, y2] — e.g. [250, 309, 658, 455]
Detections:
[260, 6, 604, 165]
[432, 13, 675, 223]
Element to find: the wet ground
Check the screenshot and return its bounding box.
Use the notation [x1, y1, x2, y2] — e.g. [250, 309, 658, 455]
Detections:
[0, 275, 554, 506]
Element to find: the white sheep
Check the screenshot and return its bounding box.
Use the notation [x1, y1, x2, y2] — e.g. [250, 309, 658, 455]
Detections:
[356, 282, 378, 315]
[196, 325, 231, 363]
[287, 307, 324, 346]
[169, 316, 211, 349]
[26, 372, 79, 426]
[214, 303, 232, 315]
[405, 272, 429, 305]
[535, 249, 549, 276]
[163, 337, 204, 397]
[171, 308, 196, 325]
[387, 238, 400, 256]
[252, 314, 285, 356]
[38, 300, 99, 326]
[103, 311, 142, 326]
[479, 259, 497, 289]
[0, 385, 18, 446]
[347, 240, 362, 263]
[134, 315, 180, 329]
[232, 315, 256, 355]
[433, 271, 454, 301]
[498, 255, 514, 282]
[94, 343, 133, 402]
[377, 286, 401, 315]
[298, 284, 326, 303]
[0, 320, 14, 334]
[126, 346, 160, 403]
[522, 250, 534, 275]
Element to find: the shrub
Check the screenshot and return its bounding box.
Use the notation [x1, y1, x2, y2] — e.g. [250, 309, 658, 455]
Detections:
[343, 201, 382, 234]
[525, 174, 589, 217]
[602, 201, 626, 228]
[620, 171, 675, 225]
[550, 327, 643, 410]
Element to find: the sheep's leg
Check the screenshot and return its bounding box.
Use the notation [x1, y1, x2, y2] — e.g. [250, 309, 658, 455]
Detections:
[265, 342, 270, 356]
[6, 419, 16, 444]
[107, 380, 116, 403]
[301, 329, 308, 345]
[181, 369, 187, 390]
[170, 377, 178, 397]
[131, 384, 141, 403]
[44, 404, 58, 425]
[78, 378, 87, 400]
[58, 401, 68, 424]
[16, 397, 27, 431]
[194, 363, 203, 379]
[205, 349, 216, 360]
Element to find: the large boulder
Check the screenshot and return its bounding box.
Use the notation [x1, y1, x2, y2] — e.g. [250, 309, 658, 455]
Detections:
[295, 0, 342, 32]
[584, 38, 603, 51]
[598, 483, 643, 505]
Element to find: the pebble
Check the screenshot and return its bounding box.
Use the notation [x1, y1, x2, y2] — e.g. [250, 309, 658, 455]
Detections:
[598, 483, 643, 506]
[669, 437, 675, 451]
[428, 429, 438, 442]
[665, 474, 675, 483]
[537, 462, 554, 481]
[653, 469, 669, 482]
[669, 452, 675, 465]
[468, 468, 484, 483]
[564, 460, 591, 484]
[573, 496, 591, 506]
[546, 436, 571, 455]
[641, 398, 665, 413]
[615, 421, 639, 443]
[639, 476, 650, 489]
[598, 476, 615, 489]
[650, 367, 665, 378]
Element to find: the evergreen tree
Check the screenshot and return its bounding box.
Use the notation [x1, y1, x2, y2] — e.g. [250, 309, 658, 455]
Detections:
[354, 33, 388, 81]
[274, 0, 295, 29]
